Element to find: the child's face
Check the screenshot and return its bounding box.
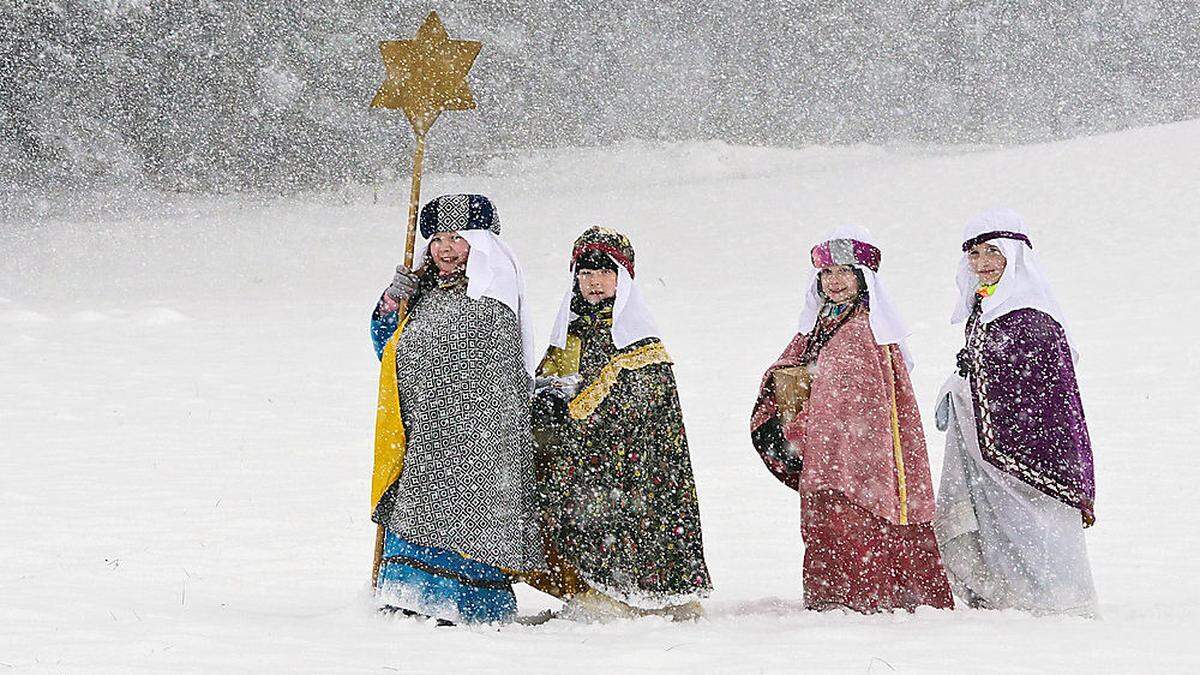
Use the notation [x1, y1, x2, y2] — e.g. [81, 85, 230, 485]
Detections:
[819, 265, 858, 303]
[968, 243, 1007, 286]
[577, 267, 618, 304]
[429, 231, 470, 275]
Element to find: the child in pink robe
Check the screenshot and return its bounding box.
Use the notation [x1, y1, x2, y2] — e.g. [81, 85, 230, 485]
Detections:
[750, 226, 953, 613]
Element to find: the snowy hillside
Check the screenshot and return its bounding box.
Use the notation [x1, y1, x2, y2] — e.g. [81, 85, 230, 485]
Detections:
[2, 120, 1199, 672]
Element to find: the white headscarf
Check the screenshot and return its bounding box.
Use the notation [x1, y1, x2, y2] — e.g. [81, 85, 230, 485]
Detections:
[797, 225, 915, 370]
[548, 259, 660, 350]
[951, 208, 1077, 360]
[419, 230, 537, 376]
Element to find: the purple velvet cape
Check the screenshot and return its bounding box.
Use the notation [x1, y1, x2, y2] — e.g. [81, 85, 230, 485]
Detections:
[967, 308, 1096, 525]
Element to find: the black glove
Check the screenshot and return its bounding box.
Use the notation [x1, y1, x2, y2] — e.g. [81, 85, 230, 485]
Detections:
[385, 265, 420, 302]
[532, 386, 569, 427]
[956, 348, 971, 378]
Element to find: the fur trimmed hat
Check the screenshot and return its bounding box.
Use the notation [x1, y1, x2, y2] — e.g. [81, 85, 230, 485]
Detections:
[570, 226, 635, 277]
[419, 194, 500, 238]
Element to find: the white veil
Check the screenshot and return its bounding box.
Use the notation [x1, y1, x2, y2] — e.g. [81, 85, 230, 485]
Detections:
[548, 261, 660, 350]
[950, 208, 1077, 360]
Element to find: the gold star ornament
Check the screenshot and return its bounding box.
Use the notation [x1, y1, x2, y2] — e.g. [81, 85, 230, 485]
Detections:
[370, 11, 482, 136]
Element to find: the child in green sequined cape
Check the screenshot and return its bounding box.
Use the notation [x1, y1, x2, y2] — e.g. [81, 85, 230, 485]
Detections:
[527, 227, 712, 621]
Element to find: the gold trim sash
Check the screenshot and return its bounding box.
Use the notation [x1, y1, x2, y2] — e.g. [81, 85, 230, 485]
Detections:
[883, 345, 909, 525]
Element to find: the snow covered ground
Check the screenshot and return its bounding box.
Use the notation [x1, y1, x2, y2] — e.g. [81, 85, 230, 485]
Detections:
[3, 120, 1199, 672]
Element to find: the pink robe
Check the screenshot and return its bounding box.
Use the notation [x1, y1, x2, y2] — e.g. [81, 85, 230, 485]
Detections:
[751, 308, 952, 612]
[751, 309, 936, 525]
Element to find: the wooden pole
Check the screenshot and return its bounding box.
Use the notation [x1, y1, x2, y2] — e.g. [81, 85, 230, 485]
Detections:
[367, 9, 480, 594]
[371, 524, 386, 590]
[371, 129, 428, 591]
[403, 131, 427, 268]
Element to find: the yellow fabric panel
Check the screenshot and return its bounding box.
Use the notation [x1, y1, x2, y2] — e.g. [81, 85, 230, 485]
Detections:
[567, 341, 672, 420]
[537, 334, 582, 377]
[371, 316, 410, 511]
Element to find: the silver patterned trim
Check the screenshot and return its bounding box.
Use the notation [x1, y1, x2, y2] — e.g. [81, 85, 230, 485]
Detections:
[435, 194, 471, 232]
[827, 238, 856, 265]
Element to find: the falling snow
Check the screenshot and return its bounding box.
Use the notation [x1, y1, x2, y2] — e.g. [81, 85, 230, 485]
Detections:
[1, 2, 1199, 672]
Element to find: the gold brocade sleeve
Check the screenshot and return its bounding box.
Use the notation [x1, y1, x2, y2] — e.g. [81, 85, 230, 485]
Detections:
[538, 334, 582, 377]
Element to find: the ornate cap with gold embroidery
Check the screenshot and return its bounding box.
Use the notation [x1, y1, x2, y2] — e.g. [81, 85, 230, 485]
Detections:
[570, 226, 635, 277]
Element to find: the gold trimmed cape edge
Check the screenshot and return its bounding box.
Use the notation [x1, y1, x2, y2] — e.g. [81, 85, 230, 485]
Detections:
[567, 341, 672, 420]
[883, 345, 909, 525]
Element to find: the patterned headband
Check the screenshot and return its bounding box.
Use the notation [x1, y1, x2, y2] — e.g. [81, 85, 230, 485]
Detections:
[572, 242, 635, 278]
[810, 238, 881, 272]
[570, 226, 636, 277]
[419, 194, 500, 238]
[962, 230, 1033, 252]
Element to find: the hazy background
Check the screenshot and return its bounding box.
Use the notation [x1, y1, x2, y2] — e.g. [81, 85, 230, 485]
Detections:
[3, 0, 1199, 195]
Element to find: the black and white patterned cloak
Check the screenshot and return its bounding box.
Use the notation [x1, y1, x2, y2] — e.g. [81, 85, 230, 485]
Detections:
[372, 281, 544, 572]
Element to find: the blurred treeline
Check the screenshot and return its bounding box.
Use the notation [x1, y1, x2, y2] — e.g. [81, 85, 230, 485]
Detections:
[2, 0, 1197, 192]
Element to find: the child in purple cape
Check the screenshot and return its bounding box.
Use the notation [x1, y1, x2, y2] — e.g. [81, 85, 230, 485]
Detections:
[933, 208, 1098, 616]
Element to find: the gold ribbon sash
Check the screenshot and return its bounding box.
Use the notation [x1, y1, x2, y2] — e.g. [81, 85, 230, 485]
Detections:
[883, 345, 909, 525]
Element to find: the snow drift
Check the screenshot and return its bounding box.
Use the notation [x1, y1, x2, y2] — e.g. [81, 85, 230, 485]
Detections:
[1, 120, 1198, 671]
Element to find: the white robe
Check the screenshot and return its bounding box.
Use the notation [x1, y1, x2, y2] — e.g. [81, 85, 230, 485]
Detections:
[934, 374, 1098, 616]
